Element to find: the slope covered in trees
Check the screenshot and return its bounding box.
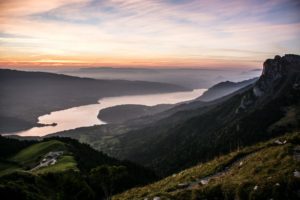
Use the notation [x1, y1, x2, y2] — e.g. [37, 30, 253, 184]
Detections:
[0, 136, 157, 200]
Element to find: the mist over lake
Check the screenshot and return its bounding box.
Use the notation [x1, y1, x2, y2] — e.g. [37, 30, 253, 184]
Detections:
[59, 68, 261, 89]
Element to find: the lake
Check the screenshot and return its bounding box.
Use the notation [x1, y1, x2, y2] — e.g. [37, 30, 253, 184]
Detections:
[8, 89, 206, 137]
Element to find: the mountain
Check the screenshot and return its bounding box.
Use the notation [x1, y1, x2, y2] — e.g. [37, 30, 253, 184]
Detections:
[47, 78, 251, 154]
[197, 77, 258, 102]
[109, 54, 300, 176]
[113, 132, 300, 200]
[49, 55, 300, 177]
[0, 69, 187, 133]
[2, 54, 298, 199]
[0, 136, 157, 200]
[60, 67, 261, 89]
[97, 78, 257, 124]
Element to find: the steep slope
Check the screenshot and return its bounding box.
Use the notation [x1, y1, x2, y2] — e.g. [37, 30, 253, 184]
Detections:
[107, 54, 300, 176]
[0, 69, 187, 133]
[113, 132, 300, 200]
[0, 136, 157, 199]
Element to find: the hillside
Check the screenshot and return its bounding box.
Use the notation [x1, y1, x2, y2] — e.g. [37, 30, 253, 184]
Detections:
[0, 136, 157, 199]
[197, 77, 258, 102]
[48, 55, 300, 177]
[97, 54, 298, 175]
[50, 55, 299, 177]
[113, 132, 300, 200]
[98, 104, 173, 124]
[47, 80, 249, 156]
[97, 78, 257, 124]
[0, 69, 187, 133]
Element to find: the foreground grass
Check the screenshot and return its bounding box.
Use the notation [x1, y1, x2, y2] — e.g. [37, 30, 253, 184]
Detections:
[113, 132, 300, 200]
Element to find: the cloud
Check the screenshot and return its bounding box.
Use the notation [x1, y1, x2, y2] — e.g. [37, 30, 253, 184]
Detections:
[0, 0, 300, 68]
[0, 0, 89, 17]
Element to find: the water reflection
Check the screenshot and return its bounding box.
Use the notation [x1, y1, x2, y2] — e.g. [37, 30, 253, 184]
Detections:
[9, 89, 206, 136]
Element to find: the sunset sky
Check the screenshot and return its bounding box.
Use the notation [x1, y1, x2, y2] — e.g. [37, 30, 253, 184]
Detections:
[0, 0, 300, 68]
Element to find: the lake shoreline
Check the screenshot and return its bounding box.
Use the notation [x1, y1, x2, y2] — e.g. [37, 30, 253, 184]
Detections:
[3, 89, 206, 137]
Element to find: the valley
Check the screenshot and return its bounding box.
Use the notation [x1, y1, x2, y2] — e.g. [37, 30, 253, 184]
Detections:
[0, 54, 300, 200]
[49, 55, 300, 178]
[1, 0, 299, 199]
[4, 89, 205, 137]
[0, 69, 188, 133]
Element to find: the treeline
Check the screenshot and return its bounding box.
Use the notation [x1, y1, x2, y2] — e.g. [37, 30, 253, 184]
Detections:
[0, 136, 157, 200]
[0, 136, 37, 159]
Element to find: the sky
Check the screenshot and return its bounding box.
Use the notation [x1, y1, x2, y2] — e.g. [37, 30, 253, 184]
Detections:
[0, 0, 300, 69]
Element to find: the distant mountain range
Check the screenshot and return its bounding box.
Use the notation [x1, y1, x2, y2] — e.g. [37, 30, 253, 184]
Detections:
[61, 67, 261, 89]
[197, 77, 258, 102]
[0, 69, 187, 133]
[96, 78, 258, 124]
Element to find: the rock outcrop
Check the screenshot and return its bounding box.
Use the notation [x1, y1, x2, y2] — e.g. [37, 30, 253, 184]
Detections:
[237, 54, 300, 112]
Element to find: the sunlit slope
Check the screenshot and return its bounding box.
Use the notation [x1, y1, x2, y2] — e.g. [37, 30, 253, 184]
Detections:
[113, 132, 300, 200]
[0, 140, 77, 176]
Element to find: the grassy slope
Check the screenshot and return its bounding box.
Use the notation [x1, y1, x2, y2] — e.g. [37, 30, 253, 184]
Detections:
[35, 155, 77, 174]
[113, 132, 300, 200]
[0, 162, 21, 177]
[1, 140, 78, 175]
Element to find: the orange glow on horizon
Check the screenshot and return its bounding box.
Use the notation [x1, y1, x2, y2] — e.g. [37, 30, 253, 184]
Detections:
[0, 0, 299, 69]
[0, 56, 262, 69]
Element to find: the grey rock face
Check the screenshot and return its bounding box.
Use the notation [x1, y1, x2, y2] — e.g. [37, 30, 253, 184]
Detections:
[237, 54, 300, 112]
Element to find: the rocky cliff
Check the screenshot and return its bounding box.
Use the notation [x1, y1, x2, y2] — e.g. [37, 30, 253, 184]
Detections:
[238, 54, 300, 112]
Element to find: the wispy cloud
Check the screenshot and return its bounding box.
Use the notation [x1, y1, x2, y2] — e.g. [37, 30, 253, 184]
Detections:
[0, 0, 300, 68]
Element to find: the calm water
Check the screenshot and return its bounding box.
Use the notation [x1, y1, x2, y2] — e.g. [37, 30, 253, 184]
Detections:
[9, 89, 206, 137]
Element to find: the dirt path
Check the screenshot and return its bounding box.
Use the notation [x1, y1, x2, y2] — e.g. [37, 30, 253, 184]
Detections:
[187, 153, 252, 190]
[172, 141, 295, 193]
[171, 152, 255, 193]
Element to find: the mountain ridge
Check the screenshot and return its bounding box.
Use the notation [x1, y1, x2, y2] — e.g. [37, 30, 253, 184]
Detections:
[0, 69, 188, 133]
[104, 54, 300, 176]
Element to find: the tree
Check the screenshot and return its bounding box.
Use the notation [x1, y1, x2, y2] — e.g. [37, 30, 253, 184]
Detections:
[89, 165, 128, 200]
